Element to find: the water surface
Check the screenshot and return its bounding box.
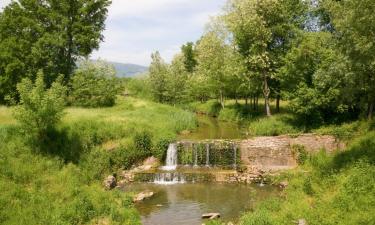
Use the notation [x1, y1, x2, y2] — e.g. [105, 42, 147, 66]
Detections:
[179, 115, 247, 140]
[125, 183, 277, 225]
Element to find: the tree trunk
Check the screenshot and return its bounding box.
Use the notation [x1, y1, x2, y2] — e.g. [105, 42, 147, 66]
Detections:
[263, 73, 272, 116]
[245, 96, 248, 105]
[220, 90, 225, 109]
[368, 101, 374, 120]
[276, 94, 280, 113]
[256, 96, 259, 111]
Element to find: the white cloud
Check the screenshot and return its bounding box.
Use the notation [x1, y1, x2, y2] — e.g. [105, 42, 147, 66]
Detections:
[0, 0, 227, 66]
[92, 0, 227, 66]
[0, 0, 12, 11]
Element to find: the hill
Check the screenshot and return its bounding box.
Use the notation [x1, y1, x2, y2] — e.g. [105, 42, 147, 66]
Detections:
[110, 62, 148, 77]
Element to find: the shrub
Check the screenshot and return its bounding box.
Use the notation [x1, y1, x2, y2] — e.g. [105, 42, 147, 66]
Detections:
[13, 71, 66, 145]
[153, 138, 173, 161]
[133, 131, 152, 156]
[69, 60, 119, 107]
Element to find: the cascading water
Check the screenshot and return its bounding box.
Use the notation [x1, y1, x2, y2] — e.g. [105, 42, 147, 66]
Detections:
[193, 144, 198, 167]
[153, 172, 186, 185]
[205, 143, 210, 167]
[161, 143, 178, 171]
[233, 143, 237, 169]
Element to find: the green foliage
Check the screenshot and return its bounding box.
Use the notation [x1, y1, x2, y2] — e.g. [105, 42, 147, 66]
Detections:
[133, 131, 152, 157]
[178, 144, 194, 165]
[0, 127, 140, 225]
[239, 132, 375, 225]
[181, 42, 197, 73]
[292, 144, 308, 165]
[0, 0, 111, 103]
[148, 51, 169, 103]
[153, 137, 173, 161]
[323, 0, 375, 119]
[125, 77, 152, 99]
[189, 100, 222, 117]
[13, 71, 67, 145]
[69, 60, 119, 107]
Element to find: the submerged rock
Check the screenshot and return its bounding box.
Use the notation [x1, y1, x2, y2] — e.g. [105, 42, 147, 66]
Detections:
[133, 191, 154, 203]
[202, 213, 220, 220]
[103, 175, 116, 190]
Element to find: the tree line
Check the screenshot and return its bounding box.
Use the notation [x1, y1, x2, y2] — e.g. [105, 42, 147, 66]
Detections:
[146, 0, 375, 123]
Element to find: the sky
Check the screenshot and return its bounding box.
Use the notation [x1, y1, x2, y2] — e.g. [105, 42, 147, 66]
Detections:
[1, 0, 227, 66]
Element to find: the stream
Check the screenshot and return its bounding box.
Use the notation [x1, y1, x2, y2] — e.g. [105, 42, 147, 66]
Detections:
[124, 115, 274, 225]
[125, 183, 277, 225]
[178, 114, 248, 140]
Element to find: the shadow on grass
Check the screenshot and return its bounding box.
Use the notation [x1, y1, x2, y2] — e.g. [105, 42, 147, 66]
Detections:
[35, 128, 86, 164]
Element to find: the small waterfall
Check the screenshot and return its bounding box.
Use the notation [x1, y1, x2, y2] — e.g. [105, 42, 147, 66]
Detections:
[193, 144, 198, 167]
[205, 143, 210, 167]
[153, 173, 186, 185]
[233, 143, 237, 169]
[161, 143, 178, 171]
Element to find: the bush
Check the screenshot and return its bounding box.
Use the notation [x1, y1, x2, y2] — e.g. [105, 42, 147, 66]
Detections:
[153, 138, 173, 161]
[13, 71, 66, 145]
[133, 131, 152, 156]
[69, 60, 119, 107]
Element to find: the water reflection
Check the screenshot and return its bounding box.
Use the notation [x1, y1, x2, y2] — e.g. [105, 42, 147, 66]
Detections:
[124, 183, 277, 225]
[178, 115, 247, 140]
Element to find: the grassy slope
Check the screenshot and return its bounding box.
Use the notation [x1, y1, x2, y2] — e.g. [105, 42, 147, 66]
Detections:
[0, 96, 196, 225]
[237, 131, 375, 225]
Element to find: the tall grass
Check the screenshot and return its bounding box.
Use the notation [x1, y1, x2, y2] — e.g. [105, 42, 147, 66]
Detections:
[0, 96, 197, 224]
[237, 131, 375, 225]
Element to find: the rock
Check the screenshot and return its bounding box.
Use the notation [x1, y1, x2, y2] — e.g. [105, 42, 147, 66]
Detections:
[202, 213, 221, 220]
[103, 175, 116, 190]
[180, 130, 191, 135]
[133, 191, 154, 203]
[143, 156, 160, 168]
[297, 219, 307, 225]
[279, 181, 289, 189]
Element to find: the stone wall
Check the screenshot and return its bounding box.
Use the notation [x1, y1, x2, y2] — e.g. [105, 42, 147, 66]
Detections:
[239, 134, 344, 171]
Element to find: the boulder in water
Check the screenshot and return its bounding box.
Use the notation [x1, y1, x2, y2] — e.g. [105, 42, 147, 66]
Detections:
[202, 213, 221, 220]
[133, 191, 154, 203]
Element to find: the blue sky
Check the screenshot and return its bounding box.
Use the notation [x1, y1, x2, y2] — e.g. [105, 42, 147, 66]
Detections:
[1, 0, 227, 66]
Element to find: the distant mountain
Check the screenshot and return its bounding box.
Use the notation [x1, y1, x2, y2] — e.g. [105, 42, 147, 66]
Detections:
[78, 59, 148, 78]
[110, 62, 148, 78]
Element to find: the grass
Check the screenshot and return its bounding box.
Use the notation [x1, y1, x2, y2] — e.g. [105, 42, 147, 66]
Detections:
[236, 131, 375, 225]
[0, 96, 197, 225]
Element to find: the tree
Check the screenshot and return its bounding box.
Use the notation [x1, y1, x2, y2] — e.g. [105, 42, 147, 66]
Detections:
[323, 0, 375, 120]
[281, 31, 356, 124]
[167, 54, 189, 105]
[13, 71, 66, 144]
[225, 0, 307, 116]
[148, 51, 169, 103]
[195, 31, 232, 108]
[0, 0, 110, 103]
[181, 42, 197, 73]
[69, 60, 119, 107]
